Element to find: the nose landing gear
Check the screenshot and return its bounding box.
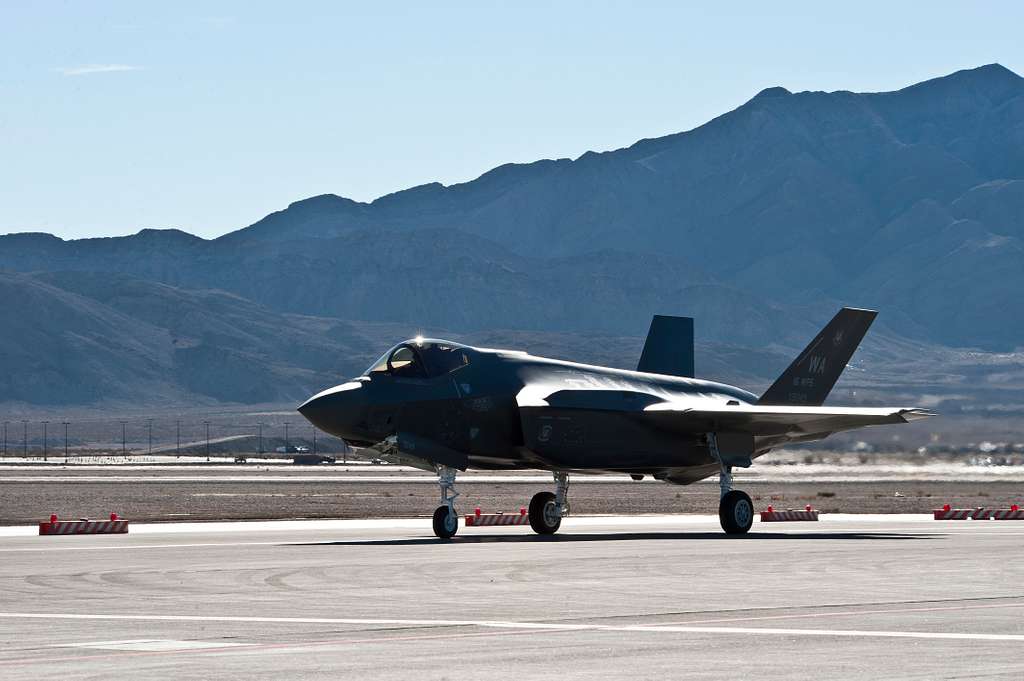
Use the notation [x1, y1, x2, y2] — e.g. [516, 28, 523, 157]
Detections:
[432, 465, 459, 539]
[528, 471, 569, 535]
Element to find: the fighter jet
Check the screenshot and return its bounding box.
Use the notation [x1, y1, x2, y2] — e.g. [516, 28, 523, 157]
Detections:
[298, 308, 932, 538]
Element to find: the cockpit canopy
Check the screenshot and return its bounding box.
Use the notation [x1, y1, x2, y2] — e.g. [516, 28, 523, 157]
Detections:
[365, 339, 472, 379]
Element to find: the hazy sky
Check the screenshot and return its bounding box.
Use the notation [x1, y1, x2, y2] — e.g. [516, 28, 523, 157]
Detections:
[2, 1, 1022, 240]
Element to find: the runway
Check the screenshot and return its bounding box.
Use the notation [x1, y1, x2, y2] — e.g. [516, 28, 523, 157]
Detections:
[1, 516, 1023, 680]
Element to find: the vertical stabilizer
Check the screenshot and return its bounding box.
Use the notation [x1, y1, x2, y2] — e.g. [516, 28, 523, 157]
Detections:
[637, 315, 695, 378]
[758, 307, 877, 406]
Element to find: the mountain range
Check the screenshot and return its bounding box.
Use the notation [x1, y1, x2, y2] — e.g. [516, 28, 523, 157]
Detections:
[2, 64, 1024, 411]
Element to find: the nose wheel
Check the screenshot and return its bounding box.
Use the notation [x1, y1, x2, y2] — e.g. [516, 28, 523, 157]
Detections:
[432, 505, 458, 539]
[432, 465, 459, 539]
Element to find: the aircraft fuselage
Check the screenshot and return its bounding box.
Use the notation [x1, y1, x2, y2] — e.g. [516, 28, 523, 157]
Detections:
[299, 342, 757, 478]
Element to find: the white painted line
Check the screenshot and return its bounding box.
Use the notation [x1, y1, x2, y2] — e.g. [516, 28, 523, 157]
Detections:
[0, 475, 650, 484]
[0, 541, 291, 553]
[0, 517, 429, 538]
[0, 513, 943, 538]
[54, 639, 249, 651]
[0, 612, 585, 629]
[5, 512, 1019, 543]
[5, 530, 1023, 553]
[0, 464, 420, 471]
[3, 612, 1023, 643]
[624, 625, 1024, 641]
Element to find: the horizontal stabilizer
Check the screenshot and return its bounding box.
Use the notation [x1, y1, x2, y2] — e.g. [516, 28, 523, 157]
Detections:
[637, 315, 694, 378]
[759, 307, 877, 406]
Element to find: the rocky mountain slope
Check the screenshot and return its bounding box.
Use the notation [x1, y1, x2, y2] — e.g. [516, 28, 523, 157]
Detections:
[2, 65, 1023, 407]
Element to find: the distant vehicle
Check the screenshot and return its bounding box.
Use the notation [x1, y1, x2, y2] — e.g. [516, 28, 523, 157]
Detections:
[274, 445, 310, 454]
[299, 309, 933, 538]
[292, 454, 335, 465]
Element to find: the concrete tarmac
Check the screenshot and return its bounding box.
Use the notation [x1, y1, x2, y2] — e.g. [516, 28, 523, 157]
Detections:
[1, 515, 1023, 680]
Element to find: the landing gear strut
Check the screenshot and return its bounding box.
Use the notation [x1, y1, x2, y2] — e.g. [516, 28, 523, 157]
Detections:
[432, 465, 459, 539]
[708, 433, 753, 535]
[529, 471, 569, 535]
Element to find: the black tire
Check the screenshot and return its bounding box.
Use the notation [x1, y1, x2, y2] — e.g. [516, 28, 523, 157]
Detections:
[719, 490, 754, 535]
[432, 505, 458, 539]
[528, 491, 561, 535]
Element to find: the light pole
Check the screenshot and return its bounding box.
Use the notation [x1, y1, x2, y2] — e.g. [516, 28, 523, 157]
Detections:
[176, 420, 181, 457]
[2, 421, 7, 458]
[204, 420, 210, 461]
[312, 427, 317, 455]
[257, 422, 263, 455]
[284, 422, 290, 452]
[63, 421, 69, 463]
[147, 418, 153, 455]
[120, 420, 127, 457]
[22, 420, 28, 457]
[41, 420, 48, 461]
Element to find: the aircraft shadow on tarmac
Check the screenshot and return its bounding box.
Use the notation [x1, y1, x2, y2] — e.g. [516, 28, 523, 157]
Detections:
[290, 531, 929, 547]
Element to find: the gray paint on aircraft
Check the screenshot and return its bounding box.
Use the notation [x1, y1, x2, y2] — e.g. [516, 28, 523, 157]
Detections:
[298, 309, 930, 485]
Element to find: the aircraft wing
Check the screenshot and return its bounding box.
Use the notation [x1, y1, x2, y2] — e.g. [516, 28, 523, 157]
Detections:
[516, 387, 934, 468]
[641, 403, 934, 437]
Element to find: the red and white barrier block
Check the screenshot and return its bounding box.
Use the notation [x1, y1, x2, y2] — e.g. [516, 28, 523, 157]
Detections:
[39, 513, 129, 535]
[465, 507, 531, 527]
[972, 505, 1024, 520]
[933, 504, 1024, 520]
[760, 505, 819, 522]
[933, 505, 974, 520]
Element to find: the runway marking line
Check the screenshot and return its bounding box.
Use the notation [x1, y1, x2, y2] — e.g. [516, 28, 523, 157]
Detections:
[53, 639, 250, 651]
[8, 512, 1024, 541]
[0, 541, 293, 553]
[5, 527, 1024, 553]
[2, 612, 1023, 644]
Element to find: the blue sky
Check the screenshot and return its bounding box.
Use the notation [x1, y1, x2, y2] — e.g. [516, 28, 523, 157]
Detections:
[2, 1, 1021, 240]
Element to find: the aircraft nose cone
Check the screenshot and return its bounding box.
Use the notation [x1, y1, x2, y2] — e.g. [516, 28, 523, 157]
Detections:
[296, 394, 327, 426]
[297, 381, 365, 437]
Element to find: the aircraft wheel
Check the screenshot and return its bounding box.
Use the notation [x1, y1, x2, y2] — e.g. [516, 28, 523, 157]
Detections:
[432, 505, 458, 539]
[529, 491, 561, 535]
[719, 490, 754, 535]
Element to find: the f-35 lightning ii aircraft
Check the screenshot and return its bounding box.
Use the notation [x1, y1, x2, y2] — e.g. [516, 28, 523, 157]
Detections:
[298, 308, 932, 538]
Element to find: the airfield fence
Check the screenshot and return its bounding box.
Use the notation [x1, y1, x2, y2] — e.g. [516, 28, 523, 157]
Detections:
[0, 415, 351, 463]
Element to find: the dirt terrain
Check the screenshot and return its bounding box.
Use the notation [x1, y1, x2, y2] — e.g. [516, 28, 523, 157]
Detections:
[2, 465, 1021, 525]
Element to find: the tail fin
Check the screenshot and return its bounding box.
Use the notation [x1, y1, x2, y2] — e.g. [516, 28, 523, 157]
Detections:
[637, 315, 694, 378]
[758, 307, 877, 406]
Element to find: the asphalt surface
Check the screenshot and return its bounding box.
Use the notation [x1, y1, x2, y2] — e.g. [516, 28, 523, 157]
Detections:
[1, 515, 1023, 680]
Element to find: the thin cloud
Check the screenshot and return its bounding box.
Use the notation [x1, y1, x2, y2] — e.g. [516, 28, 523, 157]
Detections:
[56, 64, 143, 77]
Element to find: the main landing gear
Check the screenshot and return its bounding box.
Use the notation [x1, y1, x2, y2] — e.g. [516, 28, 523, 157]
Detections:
[528, 471, 569, 535]
[432, 465, 459, 539]
[708, 434, 753, 535]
